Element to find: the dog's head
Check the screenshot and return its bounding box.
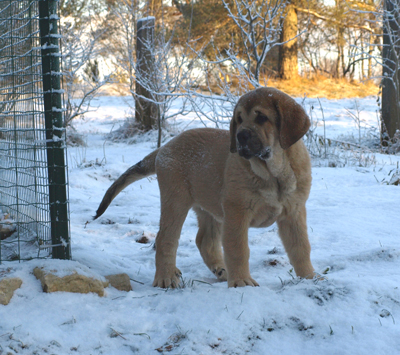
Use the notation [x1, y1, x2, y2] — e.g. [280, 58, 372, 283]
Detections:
[230, 87, 310, 160]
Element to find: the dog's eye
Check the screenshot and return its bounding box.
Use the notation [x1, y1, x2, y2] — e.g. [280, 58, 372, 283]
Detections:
[255, 113, 268, 125]
[237, 116, 243, 124]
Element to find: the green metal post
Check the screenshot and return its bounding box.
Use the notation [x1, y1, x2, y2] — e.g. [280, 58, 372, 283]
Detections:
[39, 0, 70, 259]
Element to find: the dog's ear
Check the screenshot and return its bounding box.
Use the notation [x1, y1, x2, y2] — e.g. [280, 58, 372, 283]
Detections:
[276, 99, 310, 150]
[229, 115, 237, 153]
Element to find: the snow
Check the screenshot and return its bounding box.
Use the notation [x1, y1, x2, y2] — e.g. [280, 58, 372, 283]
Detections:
[1, 94, 400, 354]
[137, 16, 156, 23]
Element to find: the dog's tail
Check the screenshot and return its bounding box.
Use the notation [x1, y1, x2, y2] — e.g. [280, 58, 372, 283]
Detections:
[94, 149, 159, 220]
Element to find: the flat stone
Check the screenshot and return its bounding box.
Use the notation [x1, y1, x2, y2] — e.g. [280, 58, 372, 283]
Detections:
[33, 267, 105, 297]
[0, 278, 22, 305]
[105, 273, 132, 292]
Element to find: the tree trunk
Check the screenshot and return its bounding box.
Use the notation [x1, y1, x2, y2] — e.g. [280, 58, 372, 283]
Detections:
[135, 17, 158, 130]
[279, 4, 298, 80]
[368, 33, 373, 79]
[382, 0, 400, 141]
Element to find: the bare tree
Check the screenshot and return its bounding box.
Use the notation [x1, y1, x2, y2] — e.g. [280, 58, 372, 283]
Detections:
[381, 0, 400, 142]
[133, 23, 198, 146]
[135, 17, 158, 129]
[220, 0, 287, 87]
[279, 2, 299, 80]
[296, 1, 376, 79]
[106, 0, 138, 96]
[186, 0, 288, 126]
[350, 0, 400, 145]
[61, 16, 111, 127]
[107, 2, 199, 146]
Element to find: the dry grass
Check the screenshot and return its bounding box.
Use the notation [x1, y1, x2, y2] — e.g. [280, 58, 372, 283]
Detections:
[99, 76, 379, 100]
[98, 83, 131, 96]
[266, 75, 379, 99]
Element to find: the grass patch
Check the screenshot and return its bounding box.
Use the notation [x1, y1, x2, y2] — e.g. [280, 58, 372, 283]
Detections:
[99, 76, 379, 100]
[266, 75, 379, 99]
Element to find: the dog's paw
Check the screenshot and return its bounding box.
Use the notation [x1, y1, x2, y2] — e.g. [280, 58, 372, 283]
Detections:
[228, 276, 259, 288]
[152, 267, 182, 288]
[212, 267, 227, 281]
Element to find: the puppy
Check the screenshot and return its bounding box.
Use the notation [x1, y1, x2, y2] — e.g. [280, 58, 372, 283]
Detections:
[94, 87, 315, 288]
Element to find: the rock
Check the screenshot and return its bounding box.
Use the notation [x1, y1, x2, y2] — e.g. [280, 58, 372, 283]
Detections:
[33, 267, 105, 297]
[0, 223, 16, 240]
[105, 273, 132, 292]
[0, 278, 22, 305]
[136, 235, 150, 244]
[0, 213, 17, 240]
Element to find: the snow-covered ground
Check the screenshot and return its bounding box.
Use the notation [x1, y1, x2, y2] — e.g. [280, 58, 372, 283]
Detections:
[1, 94, 400, 354]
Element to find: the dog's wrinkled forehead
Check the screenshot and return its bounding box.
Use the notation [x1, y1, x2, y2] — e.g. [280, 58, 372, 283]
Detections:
[236, 87, 284, 114]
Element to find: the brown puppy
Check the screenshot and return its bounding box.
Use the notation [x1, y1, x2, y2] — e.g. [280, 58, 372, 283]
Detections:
[94, 87, 315, 288]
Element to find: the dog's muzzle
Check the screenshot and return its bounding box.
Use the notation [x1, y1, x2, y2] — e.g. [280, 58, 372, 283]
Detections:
[236, 129, 271, 160]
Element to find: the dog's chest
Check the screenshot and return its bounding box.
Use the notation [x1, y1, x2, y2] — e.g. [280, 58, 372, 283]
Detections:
[250, 201, 281, 228]
[249, 185, 283, 228]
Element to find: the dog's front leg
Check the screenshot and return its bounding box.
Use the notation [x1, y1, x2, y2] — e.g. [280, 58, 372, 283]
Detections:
[277, 205, 315, 279]
[222, 206, 259, 287]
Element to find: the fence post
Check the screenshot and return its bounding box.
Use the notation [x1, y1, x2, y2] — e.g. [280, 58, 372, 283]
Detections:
[39, 0, 70, 259]
[135, 17, 157, 130]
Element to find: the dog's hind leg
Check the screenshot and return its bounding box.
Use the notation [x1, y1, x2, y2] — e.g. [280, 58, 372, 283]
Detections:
[152, 177, 193, 288]
[194, 207, 227, 282]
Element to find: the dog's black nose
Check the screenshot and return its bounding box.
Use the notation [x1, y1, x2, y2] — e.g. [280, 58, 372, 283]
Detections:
[237, 130, 251, 145]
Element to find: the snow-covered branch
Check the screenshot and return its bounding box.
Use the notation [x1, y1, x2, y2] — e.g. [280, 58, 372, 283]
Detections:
[61, 16, 112, 127]
[183, 0, 288, 127]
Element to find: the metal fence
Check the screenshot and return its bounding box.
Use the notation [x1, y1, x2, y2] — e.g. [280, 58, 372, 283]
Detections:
[0, 0, 70, 262]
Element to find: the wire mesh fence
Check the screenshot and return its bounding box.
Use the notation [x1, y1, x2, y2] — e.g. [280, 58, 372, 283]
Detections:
[0, 0, 70, 262]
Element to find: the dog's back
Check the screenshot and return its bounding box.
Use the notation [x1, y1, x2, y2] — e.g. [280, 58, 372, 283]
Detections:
[94, 128, 230, 220]
[155, 128, 230, 219]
